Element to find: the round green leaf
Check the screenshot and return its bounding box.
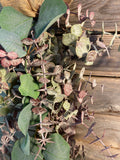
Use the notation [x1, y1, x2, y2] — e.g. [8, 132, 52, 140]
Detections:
[62, 33, 77, 46]
[43, 133, 70, 160]
[63, 100, 70, 111]
[11, 137, 43, 160]
[18, 103, 32, 136]
[71, 24, 82, 37]
[76, 36, 91, 58]
[19, 74, 39, 99]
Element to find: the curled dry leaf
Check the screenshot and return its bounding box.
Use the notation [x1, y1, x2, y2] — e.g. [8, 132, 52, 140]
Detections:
[31, 59, 47, 67]
[63, 82, 73, 96]
[85, 50, 97, 66]
[7, 52, 18, 60]
[32, 107, 47, 115]
[30, 98, 40, 106]
[54, 65, 63, 75]
[77, 90, 87, 103]
[64, 70, 70, 80]
[22, 38, 34, 45]
[0, 50, 6, 58]
[1, 58, 11, 68]
[39, 77, 50, 84]
[89, 12, 94, 21]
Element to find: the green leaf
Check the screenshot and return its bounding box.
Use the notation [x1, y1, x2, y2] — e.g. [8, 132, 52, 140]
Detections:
[0, 29, 26, 57]
[35, 0, 67, 38]
[19, 74, 39, 99]
[18, 103, 32, 136]
[76, 36, 91, 58]
[20, 133, 30, 156]
[43, 133, 70, 160]
[62, 33, 77, 46]
[71, 24, 82, 37]
[11, 138, 43, 160]
[54, 94, 65, 104]
[63, 100, 70, 111]
[0, 106, 11, 116]
[0, 7, 33, 40]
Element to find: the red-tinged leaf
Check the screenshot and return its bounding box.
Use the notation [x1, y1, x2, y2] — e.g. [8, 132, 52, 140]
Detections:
[7, 52, 18, 60]
[36, 44, 48, 54]
[86, 9, 89, 17]
[1, 58, 11, 68]
[89, 12, 94, 20]
[63, 83, 73, 96]
[78, 4, 82, 20]
[30, 98, 40, 106]
[78, 90, 87, 99]
[22, 38, 34, 45]
[54, 65, 63, 74]
[65, 9, 71, 27]
[39, 77, 50, 84]
[0, 50, 6, 57]
[31, 59, 48, 67]
[10, 59, 22, 66]
[32, 107, 47, 115]
[2, 82, 9, 90]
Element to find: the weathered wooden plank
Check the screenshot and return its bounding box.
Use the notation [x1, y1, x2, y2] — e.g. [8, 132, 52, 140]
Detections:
[84, 77, 120, 114]
[75, 114, 120, 160]
[74, 76, 120, 159]
[75, 34, 120, 77]
[70, 0, 120, 32]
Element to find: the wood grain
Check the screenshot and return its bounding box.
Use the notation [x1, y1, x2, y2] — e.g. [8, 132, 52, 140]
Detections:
[74, 76, 120, 159]
[70, 0, 120, 32]
[75, 114, 120, 160]
[85, 76, 120, 114]
[75, 34, 120, 77]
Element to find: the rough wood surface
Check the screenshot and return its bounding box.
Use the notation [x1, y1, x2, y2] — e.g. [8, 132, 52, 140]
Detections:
[75, 76, 120, 160]
[75, 34, 120, 77]
[85, 76, 120, 114]
[75, 114, 120, 160]
[70, 0, 120, 32]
